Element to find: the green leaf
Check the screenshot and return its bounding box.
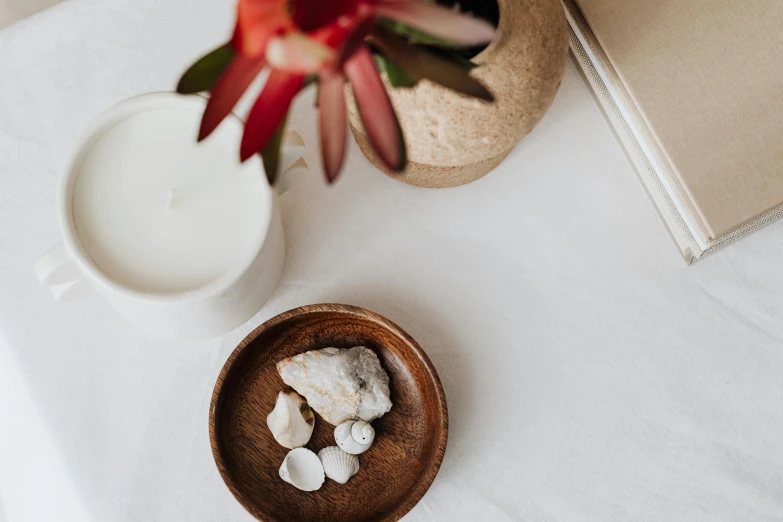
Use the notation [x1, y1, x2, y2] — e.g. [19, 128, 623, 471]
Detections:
[397, 120, 408, 172]
[303, 74, 319, 88]
[261, 115, 288, 185]
[431, 48, 480, 70]
[377, 17, 468, 48]
[177, 44, 235, 94]
[373, 54, 419, 88]
[370, 27, 494, 102]
[376, 13, 493, 64]
[306, 74, 321, 108]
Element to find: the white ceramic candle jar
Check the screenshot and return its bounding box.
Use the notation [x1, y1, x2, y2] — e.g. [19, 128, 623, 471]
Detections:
[35, 93, 302, 340]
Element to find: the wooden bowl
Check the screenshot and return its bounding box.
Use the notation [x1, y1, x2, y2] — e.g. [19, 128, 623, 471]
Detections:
[210, 304, 448, 522]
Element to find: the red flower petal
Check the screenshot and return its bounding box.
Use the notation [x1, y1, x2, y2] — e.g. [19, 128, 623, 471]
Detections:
[336, 14, 377, 64]
[240, 70, 305, 162]
[318, 72, 348, 182]
[373, 1, 495, 46]
[310, 6, 374, 62]
[234, 0, 292, 56]
[199, 56, 266, 142]
[344, 46, 405, 171]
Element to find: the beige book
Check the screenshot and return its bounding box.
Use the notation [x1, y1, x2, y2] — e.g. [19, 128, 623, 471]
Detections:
[562, 0, 783, 262]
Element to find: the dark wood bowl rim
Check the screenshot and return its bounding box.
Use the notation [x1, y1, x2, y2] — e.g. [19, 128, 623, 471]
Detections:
[209, 303, 449, 522]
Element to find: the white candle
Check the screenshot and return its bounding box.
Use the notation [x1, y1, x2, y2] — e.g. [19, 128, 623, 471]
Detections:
[72, 106, 268, 294]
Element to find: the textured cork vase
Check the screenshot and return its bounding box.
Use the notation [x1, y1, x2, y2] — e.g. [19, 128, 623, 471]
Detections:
[349, 0, 569, 188]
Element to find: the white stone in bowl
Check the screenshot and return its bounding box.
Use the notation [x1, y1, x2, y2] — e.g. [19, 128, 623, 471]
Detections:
[276, 346, 392, 426]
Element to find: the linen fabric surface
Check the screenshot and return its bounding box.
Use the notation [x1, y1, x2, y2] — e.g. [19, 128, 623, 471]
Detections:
[1, 1, 783, 521]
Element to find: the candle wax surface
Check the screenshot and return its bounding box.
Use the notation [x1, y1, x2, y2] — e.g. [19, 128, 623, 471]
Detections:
[72, 107, 268, 294]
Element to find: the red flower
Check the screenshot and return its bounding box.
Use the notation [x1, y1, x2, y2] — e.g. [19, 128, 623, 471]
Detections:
[178, 0, 496, 183]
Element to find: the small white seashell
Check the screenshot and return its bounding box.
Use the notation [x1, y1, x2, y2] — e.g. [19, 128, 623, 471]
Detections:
[279, 448, 325, 491]
[334, 420, 375, 455]
[351, 420, 375, 444]
[267, 391, 315, 449]
[318, 446, 360, 484]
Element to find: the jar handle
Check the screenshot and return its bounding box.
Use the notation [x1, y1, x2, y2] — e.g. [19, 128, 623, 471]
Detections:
[275, 129, 309, 196]
[34, 244, 91, 302]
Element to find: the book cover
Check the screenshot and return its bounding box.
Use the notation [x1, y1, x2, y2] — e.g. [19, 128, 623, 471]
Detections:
[562, 0, 783, 262]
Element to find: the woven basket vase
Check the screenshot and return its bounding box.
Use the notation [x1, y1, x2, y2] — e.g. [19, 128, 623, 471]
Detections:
[348, 0, 569, 188]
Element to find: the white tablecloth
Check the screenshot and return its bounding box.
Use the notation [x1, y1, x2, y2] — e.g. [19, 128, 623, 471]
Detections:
[2, 1, 783, 521]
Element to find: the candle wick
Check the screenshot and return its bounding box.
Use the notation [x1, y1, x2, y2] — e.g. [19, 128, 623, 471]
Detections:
[165, 189, 176, 210]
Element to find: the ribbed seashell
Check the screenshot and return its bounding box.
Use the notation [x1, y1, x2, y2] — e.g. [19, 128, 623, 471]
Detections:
[334, 420, 375, 455]
[279, 448, 324, 491]
[318, 446, 360, 484]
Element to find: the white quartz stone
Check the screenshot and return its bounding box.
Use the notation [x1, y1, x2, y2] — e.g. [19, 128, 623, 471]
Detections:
[276, 347, 393, 426]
